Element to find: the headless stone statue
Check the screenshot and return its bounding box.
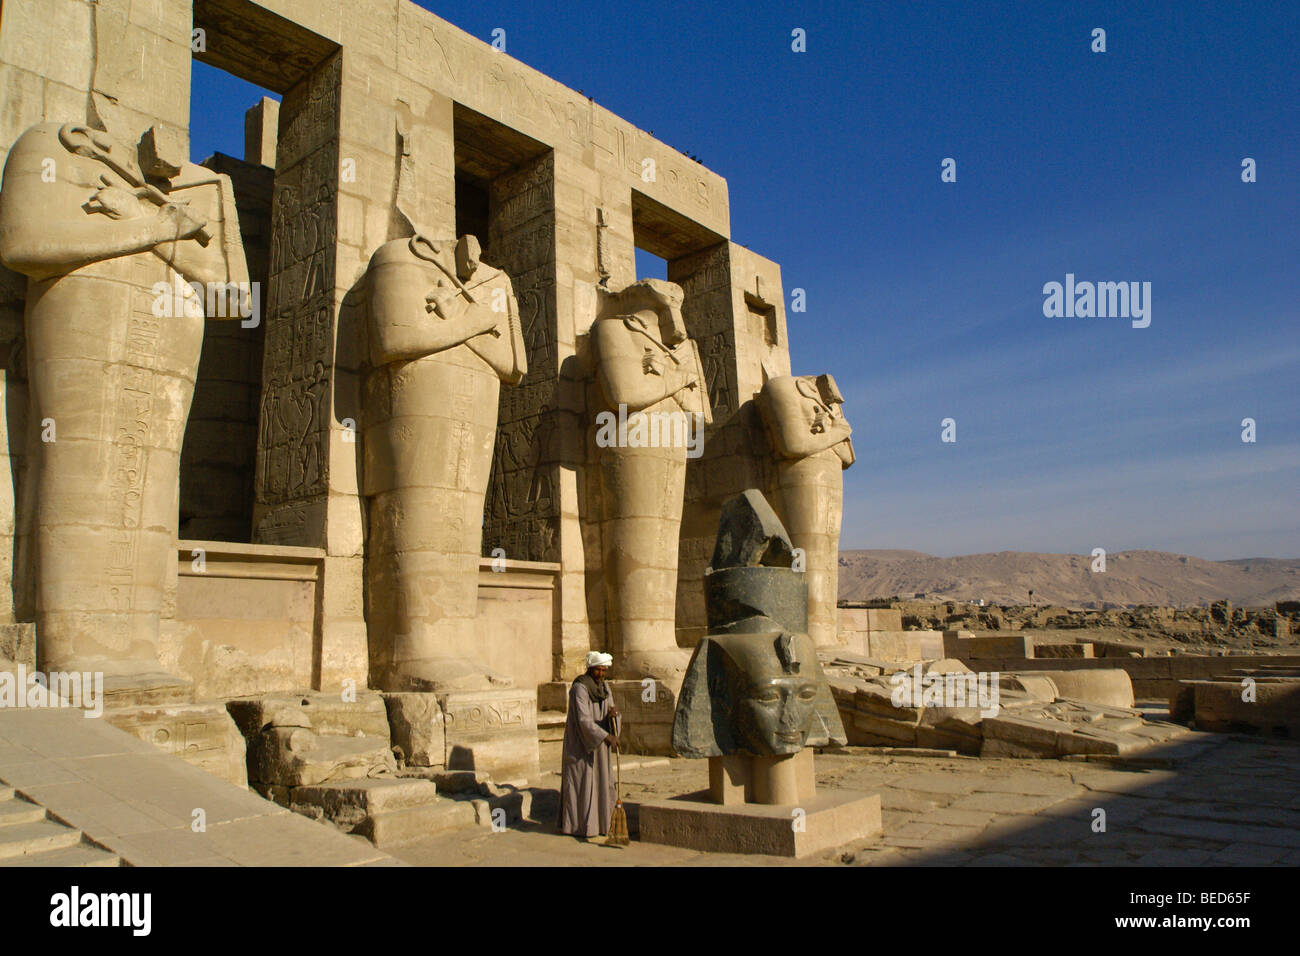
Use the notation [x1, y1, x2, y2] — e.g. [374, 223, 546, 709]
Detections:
[0, 122, 248, 683]
[363, 233, 527, 692]
[758, 374, 854, 647]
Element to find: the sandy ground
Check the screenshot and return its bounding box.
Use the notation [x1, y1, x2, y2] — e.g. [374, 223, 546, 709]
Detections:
[391, 732, 1300, 866]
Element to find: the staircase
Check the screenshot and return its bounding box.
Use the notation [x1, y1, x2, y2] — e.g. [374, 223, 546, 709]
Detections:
[0, 786, 121, 867]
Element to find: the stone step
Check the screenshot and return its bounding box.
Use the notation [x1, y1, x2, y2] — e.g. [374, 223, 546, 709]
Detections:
[0, 842, 121, 867]
[538, 710, 567, 743]
[367, 801, 478, 847]
[289, 777, 482, 847]
[101, 672, 194, 709]
[292, 778, 442, 816]
[0, 796, 47, 828]
[0, 819, 84, 860]
[466, 787, 532, 829]
[255, 733, 395, 788]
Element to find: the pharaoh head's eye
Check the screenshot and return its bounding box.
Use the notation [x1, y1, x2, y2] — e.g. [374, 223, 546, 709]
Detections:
[797, 685, 817, 701]
[753, 686, 781, 703]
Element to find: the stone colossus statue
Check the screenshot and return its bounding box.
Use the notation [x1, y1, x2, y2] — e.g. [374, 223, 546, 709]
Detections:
[758, 374, 854, 647]
[0, 122, 248, 682]
[364, 233, 526, 692]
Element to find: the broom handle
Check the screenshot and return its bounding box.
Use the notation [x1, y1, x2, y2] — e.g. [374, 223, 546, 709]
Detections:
[614, 712, 622, 800]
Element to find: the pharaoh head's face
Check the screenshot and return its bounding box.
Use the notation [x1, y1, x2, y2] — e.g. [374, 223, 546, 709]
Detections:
[618, 278, 687, 346]
[737, 675, 820, 755]
[720, 632, 822, 755]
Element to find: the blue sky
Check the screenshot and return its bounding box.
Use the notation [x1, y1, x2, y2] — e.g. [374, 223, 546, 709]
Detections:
[190, 0, 1299, 560]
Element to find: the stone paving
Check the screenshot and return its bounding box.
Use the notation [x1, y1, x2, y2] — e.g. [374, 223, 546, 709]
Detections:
[0, 709, 400, 866]
[393, 731, 1300, 866]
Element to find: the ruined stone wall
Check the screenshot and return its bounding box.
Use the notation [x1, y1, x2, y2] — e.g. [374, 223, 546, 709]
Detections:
[183, 152, 273, 541]
[0, 0, 806, 694]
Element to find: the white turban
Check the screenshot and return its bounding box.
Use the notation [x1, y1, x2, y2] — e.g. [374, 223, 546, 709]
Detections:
[586, 651, 613, 669]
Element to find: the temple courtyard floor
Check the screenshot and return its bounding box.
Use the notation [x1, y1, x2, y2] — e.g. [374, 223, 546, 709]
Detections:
[392, 733, 1300, 866]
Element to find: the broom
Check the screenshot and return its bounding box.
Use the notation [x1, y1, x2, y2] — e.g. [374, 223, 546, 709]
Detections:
[607, 717, 629, 847]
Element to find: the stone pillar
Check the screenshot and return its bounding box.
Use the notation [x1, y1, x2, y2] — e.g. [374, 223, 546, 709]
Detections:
[671, 242, 791, 648]
[244, 97, 279, 169]
[252, 51, 375, 692]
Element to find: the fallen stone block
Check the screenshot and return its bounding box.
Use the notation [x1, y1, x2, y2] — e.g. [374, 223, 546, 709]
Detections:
[439, 687, 539, 780]
[1178, 678, 1300, 737]
[1028, 669, 1135, 708]
[944, 633, 1032, 660]
[291, 778, 473, 847]
[382, 692, 444, 768]
[105, 701, 248, 787]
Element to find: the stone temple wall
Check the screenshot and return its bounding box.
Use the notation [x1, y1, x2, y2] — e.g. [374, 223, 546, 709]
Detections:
[0, 0, 833, 701]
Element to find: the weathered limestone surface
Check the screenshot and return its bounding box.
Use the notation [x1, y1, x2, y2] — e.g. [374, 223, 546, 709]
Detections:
[0, 0, 813, 751]
[0, 120, 248, 681]
[439, 687, 539, 781]
[639, 787, 882, 858]
[1174, 677, 1300, 737]
[382, 691, 445, 768]
[104, 701, 248, 787]
[163, 540, 322, 698]
[586, 278, 709, 684]
[822, 651, 1191, 758]
[759, 375, 853, 648]
[364, 233, 525, 693]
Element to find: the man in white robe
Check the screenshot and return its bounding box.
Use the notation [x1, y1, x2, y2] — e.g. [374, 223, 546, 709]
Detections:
[558, 652, 620, 838]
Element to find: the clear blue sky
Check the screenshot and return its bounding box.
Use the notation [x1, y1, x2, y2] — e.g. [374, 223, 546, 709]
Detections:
[190, 0, 1299, 560]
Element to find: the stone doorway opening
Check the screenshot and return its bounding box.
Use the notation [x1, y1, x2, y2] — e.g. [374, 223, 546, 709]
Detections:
[180, 60, 278, 543]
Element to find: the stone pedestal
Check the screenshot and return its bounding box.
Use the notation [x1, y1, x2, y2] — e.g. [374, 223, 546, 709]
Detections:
[708, 748, 815, 805]
[638, 787, 881, 858]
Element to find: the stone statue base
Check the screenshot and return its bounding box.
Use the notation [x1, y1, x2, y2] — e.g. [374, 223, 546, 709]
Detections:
[638, 785, 882, 858]
[708, 749, 816, 805]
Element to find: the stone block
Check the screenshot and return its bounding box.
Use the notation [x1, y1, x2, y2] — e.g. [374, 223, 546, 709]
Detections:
[382, 692, 445, 767]
[438, 688, 539, 780]
[944, 633, 1032, 660]
[606, 678, 676, 755]
[866, 609, 902, 632]
[638, 788, 882, 858]
[253, 730, 396, 788]
[1033, 642, 1095, 659]
[226, 691, 391, 741]
[1029, 669, 1134, 708]
[867, 630, 943, 660]
[1185, 678, 1300, 737]
[289, 778, 472, 847]
[104, 702, 248, 788]
[537, 681, 569, 713]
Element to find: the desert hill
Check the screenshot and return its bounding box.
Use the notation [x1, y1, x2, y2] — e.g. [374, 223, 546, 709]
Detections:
[837, 549, 1300, 608]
